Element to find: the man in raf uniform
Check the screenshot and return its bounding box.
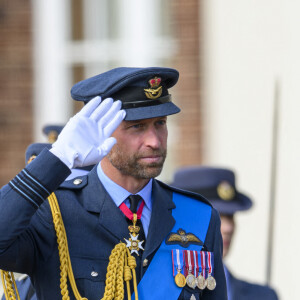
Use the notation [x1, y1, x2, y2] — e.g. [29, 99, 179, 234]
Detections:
[171, 166, 279, 300]
[0, 67, 227, 300]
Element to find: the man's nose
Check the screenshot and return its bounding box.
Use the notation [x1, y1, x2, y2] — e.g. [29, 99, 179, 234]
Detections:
[144, 128, 161, 148]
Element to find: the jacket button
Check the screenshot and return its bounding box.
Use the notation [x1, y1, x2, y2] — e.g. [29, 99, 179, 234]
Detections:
[73, 178, 82, 185]
[143, 259, 148, 267]
[91, 271, 98, 277]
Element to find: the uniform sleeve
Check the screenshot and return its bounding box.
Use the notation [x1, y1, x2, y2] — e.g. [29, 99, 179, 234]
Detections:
[202, 208, 227, 300]
[0, 149, 70, 273]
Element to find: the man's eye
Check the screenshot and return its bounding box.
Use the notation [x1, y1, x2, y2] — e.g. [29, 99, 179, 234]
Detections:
[157, 120, 166, 126]
[131, 124, 143, 129]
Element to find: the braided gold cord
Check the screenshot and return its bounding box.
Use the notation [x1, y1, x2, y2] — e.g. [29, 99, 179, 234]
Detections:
[53, 197, 87, 300]
[115, 247, 125, 300]
[101, 244, 122, 300]
[11, 274, 20, 300]
[126, 250, 138, 300]
[50, 200, 70, 300]
[0, 270, 20, 300]
[3, 271, 15, 300]
[101, 243, 138, 300]
[123, 256, 132, 300]
[48, 193, 88, 300]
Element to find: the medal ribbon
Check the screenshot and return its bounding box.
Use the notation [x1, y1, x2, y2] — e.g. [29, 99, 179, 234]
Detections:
[204, 251, 209, 279]
[201, 251, 206, 278]
[193, 250, 198, 277]
[183, 250, 187, 277]
[190, 250, 195, 276]
[119, 200, 145, 220]
[183, 250, 189, 277]
[184, 250, 195, 277]
[172, 249, 184, 277]
[208, 252, 214, 276]
[197, 251, 202, 276]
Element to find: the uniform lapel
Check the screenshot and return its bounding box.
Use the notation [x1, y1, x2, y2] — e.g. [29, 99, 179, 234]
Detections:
[81, 167, 129, 241]
[143, 180, 176, 259]
[81, 170, 176, 253]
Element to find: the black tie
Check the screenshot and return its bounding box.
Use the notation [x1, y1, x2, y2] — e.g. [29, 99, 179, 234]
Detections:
[128, 194, 142, 213]
[127, 194, 146, 247]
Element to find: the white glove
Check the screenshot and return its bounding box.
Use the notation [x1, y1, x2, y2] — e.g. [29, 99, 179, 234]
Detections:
[50, 96, 126, 169]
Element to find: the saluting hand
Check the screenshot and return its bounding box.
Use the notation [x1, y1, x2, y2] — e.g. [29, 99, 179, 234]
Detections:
[50, 96, 126, 168]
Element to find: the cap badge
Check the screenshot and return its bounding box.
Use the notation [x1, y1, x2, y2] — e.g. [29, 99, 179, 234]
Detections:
[165, 228, 203, 248]
[217, 181, 235, 201]
[144, 77, 162, 99]
[48, 130, 59, 143]
[27, 155, 37, 165]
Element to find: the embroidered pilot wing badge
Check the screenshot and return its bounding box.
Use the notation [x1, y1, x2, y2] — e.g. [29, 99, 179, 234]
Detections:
[166, 228, 203, 248]
[144, 77, 163, 99]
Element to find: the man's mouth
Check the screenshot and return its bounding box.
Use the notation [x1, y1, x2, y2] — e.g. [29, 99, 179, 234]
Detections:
[139, 155, 163, 164]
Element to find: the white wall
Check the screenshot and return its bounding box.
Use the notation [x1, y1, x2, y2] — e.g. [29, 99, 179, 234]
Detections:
[32, 0, 72, 141]
[202, 1, 300, 299]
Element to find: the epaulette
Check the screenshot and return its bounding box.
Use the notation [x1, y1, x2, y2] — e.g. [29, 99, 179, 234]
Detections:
[156, 179, 212, 207]
[59, 175, 88, 189]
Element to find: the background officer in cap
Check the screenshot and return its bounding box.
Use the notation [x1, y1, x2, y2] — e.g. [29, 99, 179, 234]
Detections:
[0, 67, 226, 299]
[42, 125, 64, 143]
[171, 166, 279, 300]
[25, 143, 52, 164]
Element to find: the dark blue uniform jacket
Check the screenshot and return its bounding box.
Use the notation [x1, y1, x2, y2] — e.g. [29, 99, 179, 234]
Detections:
[0, 150, 227, 300]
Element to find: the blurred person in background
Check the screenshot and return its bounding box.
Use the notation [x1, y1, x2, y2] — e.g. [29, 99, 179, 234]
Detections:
[171, 166, 279, 300]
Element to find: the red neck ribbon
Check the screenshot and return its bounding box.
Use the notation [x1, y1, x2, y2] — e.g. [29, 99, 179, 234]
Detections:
[119, 201, 145, 221]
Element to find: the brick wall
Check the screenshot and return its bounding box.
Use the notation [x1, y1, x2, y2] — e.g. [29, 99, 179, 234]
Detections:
[171, 0, 204, 167]
[0, 0, 33, 185]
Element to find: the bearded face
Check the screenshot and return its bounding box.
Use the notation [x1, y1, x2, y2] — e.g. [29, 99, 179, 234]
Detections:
[107, 143, 167, 179]
[105, 116, 168, 179]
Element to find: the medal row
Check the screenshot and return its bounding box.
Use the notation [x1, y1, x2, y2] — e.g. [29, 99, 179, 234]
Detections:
[172, 249, 216, 291]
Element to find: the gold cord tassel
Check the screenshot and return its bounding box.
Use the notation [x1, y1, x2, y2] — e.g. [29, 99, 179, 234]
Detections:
[101, 244, 138, 300]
